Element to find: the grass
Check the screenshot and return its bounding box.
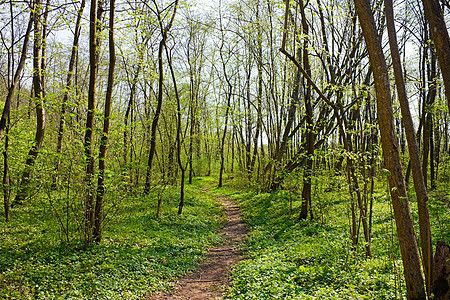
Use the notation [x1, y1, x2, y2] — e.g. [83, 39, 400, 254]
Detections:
[1, 173, 448, 299]
[219, 174, 449, 299]
[0, 176, 225, 299]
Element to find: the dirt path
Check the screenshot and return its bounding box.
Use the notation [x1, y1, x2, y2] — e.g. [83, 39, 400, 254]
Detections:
[148, 194, 248, 300]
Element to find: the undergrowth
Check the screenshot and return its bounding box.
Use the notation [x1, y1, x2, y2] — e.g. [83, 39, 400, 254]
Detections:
[220, 176, 449, 299]
[0, 176, 225, 299]
[1, 174, 448, 299]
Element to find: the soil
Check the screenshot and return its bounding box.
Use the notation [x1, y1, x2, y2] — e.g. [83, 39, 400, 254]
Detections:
[148, 191, 248, 300]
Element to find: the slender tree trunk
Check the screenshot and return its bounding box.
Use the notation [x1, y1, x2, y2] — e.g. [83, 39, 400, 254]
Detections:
[93, 0, 116, 244]
[143, 40, 164, 194]
[164, 33, 185, 215]
[3, 117, 10, 221]
[355, 0, 427, 297]
[144, 1, 178, 194]
[423, 49, 437, 190]
[124, 65, 141, 164]
[422, 110, 431, 188]
[219, 84, 232, 188]
[218, 12, 233, 188]
[188, 99, 195, 184]
[299, 0, 314, 220]
[3, 0, 18, 221]
[84, 0, 102, 243]
[0, 5, 33, 142]
[429, 120, 435, 189]
[385, 1, 434, 294]
[422, 0, 450, 114]
[250, 4, 263, 174]
[433, 115, 440, 188]
[14, 0, 47, 205]
[54, 0, 86, 187]
[268, 48, 301, 191]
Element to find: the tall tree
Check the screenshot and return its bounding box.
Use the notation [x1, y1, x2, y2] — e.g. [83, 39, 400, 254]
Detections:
[298, 0, 314, 221]
[421, 0, 450, 114]
[385, 0, 433, 293]
[143, 0, 179, 194]
[354, 0, 427, 297]
[0, 3, 33, 142]
[13, 0, 48, 205]
[165, 43, 187, 214]
[84, 0, 104, 243]
[54, 0, 86, 187]
[93, 0, 116, 244]
[217, 2, 234, 188]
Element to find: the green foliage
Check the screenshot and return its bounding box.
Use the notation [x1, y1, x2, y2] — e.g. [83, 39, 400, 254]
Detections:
[223, 180, 406, 299]
[0, 178, 225, 299]
[427, 190, 450, 243]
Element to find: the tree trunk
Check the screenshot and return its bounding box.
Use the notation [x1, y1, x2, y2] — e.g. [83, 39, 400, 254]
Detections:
[3, 117, 10, 221]
[299, 0, 314, 220]
[144, 1, 178, 194]
[429, 117, 436, 190]
[93, 0, 116, 244]
[433, 241, 450, 300]
[14, 0, 47, 205]
[355, 0, 427, 297]
[188, 98, 195, 184]
[421, 0, 450, 114]
[249, 3, 263, 175]
[385, 0, 434, 294]
[0, 4, 33, 142]
[163, 18, 184, 214]
[123, 60, 143, 188]
[422, 49, 437, 190]
[433, 115, 440, 188]
[54, 0, 86, 187]
[218, 15, 233, 188]
[84, 0, 103, 243]
[219, 76, 232, 188]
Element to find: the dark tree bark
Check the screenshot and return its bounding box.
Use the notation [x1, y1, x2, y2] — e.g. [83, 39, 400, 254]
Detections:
[218, 9, 233, 188]
[385, 0, 433, 294]
[249, 3, 263, 175]
[218, 57, 233, 188]
[14, 0, 48, 205]
[93, 0, 116, 244]
[299, 0, 314, 221]
[3, 117, 10, 221]
[354, 0, 427, 297]
[54, 0, 86, 187]
[422, 0, 450, 114]
[84, 0, 103, 243]
[2, 0, 25, 221]
[188, 94, 195, 184]
[433, 241, 450, 300]
[144, 0, 178, 194]
[163, 33, 186, 214]
[0, 3, 33, 142]
[123, 60, 142, 174]
[422, 48, 437, 190]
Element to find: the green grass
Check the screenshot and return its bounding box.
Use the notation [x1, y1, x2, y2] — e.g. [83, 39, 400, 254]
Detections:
[0, 176, 226, 299]
[220, 175, 449, 300]
[1, 174, 448, 299]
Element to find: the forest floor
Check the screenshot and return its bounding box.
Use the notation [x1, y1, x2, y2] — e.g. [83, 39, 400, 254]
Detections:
[148, 187, 248, 299]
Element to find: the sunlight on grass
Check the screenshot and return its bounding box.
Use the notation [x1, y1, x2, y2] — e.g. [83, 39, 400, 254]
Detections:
[219, 175, 448, 300]
[0, 177, 225, 299]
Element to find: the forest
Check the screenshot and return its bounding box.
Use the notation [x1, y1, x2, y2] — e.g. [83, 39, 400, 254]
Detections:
[0, 0, 449, 298]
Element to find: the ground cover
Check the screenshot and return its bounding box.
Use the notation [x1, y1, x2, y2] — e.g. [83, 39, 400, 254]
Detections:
[222, 176, 449, 299]
[0, 176, 225, 299]
[1, 174, 448, 299]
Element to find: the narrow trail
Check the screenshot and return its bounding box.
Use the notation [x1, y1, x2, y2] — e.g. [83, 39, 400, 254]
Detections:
[149, 188, 248, 300]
